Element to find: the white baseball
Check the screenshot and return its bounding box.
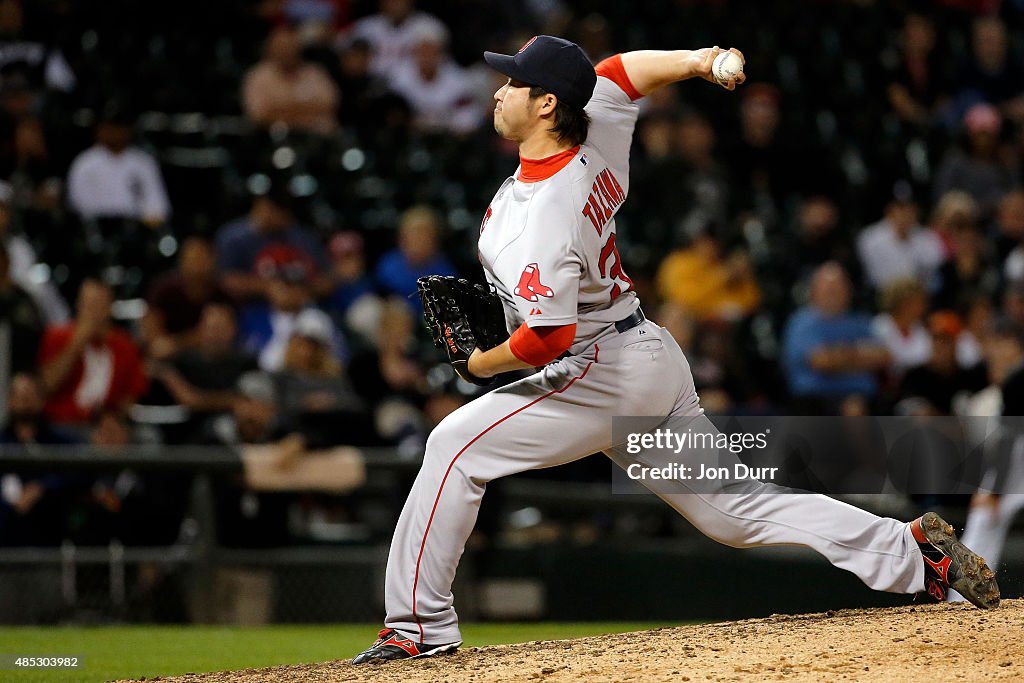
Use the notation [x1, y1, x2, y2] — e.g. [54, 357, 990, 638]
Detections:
[712, 51, 743, 84]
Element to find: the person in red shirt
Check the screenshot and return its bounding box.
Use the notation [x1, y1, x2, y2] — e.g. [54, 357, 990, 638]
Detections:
[38, 279, 148, 425]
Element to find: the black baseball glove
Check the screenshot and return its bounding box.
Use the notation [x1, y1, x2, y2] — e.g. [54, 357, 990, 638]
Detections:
[417, 275, 508, 386]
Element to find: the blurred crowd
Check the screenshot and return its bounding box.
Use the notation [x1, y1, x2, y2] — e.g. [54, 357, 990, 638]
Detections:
[2, 0, 1024, 547]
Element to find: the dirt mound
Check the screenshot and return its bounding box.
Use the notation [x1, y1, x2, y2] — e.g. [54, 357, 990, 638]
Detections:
[136, 599, 1024, 682]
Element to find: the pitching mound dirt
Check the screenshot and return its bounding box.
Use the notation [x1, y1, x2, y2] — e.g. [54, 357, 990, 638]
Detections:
[134, 599, 1024, 682]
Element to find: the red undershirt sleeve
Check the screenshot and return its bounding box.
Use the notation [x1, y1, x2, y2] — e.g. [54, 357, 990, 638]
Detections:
[594, 53, 643, 101]
[508, 323, 577, 367]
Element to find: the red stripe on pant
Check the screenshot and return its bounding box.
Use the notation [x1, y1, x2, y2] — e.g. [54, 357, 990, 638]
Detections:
[411, 348, 599, 642]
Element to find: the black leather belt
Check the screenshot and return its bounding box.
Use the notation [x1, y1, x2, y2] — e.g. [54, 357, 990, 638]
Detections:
[614, 308, 646, 333]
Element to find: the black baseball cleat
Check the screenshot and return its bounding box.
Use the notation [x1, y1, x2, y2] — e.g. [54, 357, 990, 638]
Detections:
[911, 512, 1000, 609]
[351, 628, 461, 665]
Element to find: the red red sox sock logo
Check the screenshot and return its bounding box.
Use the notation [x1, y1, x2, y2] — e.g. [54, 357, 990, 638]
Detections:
[515, 263, 554, 303]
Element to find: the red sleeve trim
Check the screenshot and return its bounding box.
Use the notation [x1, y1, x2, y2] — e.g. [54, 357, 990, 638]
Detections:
[595, 54, 643, 101]
[509, 323, 577, 367]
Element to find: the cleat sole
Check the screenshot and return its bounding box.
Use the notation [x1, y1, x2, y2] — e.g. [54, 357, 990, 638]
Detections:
[920, 512, 1000, 610]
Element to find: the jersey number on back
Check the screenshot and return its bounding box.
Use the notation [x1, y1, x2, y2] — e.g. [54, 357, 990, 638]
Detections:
[598, 233, 634, 301]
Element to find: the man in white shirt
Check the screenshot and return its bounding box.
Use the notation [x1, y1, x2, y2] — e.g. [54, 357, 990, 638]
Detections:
[66, 107, 170, 226]
[346, 0, 447, 80]
[856, 181, 944, 292]
[388, 23, 484, 135]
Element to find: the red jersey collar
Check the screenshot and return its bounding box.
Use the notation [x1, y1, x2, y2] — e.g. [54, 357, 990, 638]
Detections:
[517, 145, 580, 183]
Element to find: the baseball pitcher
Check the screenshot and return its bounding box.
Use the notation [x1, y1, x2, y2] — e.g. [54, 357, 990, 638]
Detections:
[353, 36, 999, 664]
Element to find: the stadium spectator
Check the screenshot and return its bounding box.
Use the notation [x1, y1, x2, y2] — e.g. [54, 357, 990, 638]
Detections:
[997, 196, 1024, 285]
[575, 12, 615, 63]
[723, 83, 785, 217]
[0, 243, 44, 381]
[929, 190, 977, 257]
[281, 0, 351, 83]
[238, 253, 345, 372]
[1001, 280, 1024, 330]
[214, 180, 329, 302]
[0, 0, 75, 95]
[956, 16, 1024, 119]
[0, 373, 82, 546]
[899, 311, 986, 415]
[964, 319, 1024, 417]
[656, 232, 761, 323]
[375, 205, 456, 304]
[0, 111, 57, 205]
[624, 112, 691, 249]
[84, 412, 161, 542]
[782, 262, 889, 411]
[37, 279, 148, 426]
[722, 84, 835, 218]
[349, 298, 427, 441]
[275, 314, 360, 409]
[209, 370, 294, 547]
[242, 24, 339, 135]
[780, 195, 859, 284]
[0, 180, 66, 322]
[80, 411, 139, 541]
[932, 103, 1016, 218]
[883, 11, 953, 128]
[697, 323, 749, 414]
[872, 279, 932, 377]
[388, 23, 483, 135]
[993, 188, 1024, 263]
[673, 113, 730, 232]
[957, 293, 994, 369]
[272, 312, 370, 446]
[856, 181, 944, 292]
[346, 0, 447, 79]
[934, 205, 997, 310]
[334, 37, 390, 129]
[150, 302, 258, 442]
[216, 371, 285, 447]
[142, 236, 231, 360]
[65, 105, 170, 226]
[985, 315, 1024, 414]
[323, 230, 377, 328]
[421, 382, 466, 431]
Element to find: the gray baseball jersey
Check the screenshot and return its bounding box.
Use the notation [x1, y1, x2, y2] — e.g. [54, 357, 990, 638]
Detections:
[382, 55, 926, 645]
[477, 73, 640, 352]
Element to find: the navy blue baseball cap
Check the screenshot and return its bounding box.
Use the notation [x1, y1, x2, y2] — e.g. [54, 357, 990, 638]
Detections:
[484, 35, 597, 109]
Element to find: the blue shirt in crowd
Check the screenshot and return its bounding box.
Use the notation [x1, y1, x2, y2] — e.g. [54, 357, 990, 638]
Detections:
[374, 249, 457, 305]
[215, 218, 328, 275]
[782, 306, 879, 398]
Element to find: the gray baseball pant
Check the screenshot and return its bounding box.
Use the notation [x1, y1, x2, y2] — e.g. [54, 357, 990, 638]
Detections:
[383, 320, 924, 644]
